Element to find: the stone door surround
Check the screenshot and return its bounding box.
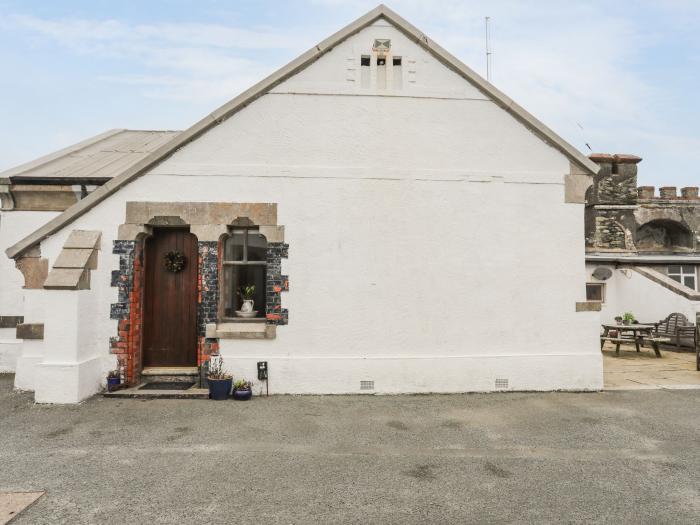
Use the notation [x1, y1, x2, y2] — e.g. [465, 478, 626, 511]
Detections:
[117, 202, 284, 243]
[111, 201, 288, 384]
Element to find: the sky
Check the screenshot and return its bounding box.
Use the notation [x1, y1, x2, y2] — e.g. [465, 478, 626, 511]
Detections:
[1, 0, 699, 186]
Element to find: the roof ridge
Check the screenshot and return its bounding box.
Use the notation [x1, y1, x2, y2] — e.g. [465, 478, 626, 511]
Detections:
[5, 3, 598, 259]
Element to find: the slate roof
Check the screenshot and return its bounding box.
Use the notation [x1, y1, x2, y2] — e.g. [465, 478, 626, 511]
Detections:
[0, 129, 179, 185]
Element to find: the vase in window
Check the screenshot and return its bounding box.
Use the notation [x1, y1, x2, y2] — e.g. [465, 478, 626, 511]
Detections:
[236, 285, 258, 318]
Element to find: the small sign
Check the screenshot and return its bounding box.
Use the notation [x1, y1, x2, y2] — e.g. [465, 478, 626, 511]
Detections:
[373, 39, 391, 53]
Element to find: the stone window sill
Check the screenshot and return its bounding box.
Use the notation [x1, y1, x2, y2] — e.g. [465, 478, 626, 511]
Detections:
[205, 321, 276, 339]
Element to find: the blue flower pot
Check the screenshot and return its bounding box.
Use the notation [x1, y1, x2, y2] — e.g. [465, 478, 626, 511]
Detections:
[107, 377, 121, 392]
[208, 378, 232, 400]
[233, 388, 252, 401]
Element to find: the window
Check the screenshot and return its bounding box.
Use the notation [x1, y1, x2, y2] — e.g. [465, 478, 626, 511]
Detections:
[360, 55, 370, 88]
[586, 283, 605, 302]
[377, 56, 386, 89]
[222, 227, 267, 319]
[668, 265, 696, 290]
[392, 56, 402, 89]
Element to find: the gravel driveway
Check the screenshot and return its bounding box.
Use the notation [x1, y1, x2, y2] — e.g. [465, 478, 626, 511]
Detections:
[1, 374, 699, 524]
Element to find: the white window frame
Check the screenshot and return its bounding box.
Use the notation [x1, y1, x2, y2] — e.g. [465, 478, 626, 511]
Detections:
[667, 265, 697, 291]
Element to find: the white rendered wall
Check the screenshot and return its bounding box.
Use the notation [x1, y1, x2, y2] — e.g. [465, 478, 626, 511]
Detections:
[0, 210, 58, 372]
[18, 18, 602, 399]
[588, 264, 700, 324]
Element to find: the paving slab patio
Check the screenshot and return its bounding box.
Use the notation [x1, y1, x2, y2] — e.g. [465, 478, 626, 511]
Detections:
[603, 342, 700, 390]
[0, 492, 43, 525]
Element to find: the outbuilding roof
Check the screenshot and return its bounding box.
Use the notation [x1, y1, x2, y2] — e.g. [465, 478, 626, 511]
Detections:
[0, 129, 180, 185]
[5, 4, 599, 259]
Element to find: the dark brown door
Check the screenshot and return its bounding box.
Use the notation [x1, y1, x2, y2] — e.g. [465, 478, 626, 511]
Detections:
[142, 228, 198, 367]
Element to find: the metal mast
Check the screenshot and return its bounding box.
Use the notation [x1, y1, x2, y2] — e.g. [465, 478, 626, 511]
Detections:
[485, 16, 492, 82]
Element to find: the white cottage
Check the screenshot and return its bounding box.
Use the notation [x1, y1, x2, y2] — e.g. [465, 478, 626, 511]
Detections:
[4, 5, 602, 403]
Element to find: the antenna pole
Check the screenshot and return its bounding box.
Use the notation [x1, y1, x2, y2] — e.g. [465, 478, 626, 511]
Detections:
[485, 16, 492, 82]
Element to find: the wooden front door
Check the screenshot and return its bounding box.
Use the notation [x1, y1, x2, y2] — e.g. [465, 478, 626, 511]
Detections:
[142, 228, 198, 367]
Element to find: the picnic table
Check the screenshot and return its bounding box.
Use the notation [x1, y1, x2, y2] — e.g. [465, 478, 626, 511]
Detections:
[600, 323, 669, 358]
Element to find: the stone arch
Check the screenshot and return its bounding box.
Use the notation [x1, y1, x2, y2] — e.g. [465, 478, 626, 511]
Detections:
[636, 219, 693, 251]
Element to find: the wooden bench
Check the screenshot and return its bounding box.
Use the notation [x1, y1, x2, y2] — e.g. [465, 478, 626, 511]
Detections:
[600, 336, 640, 356]
[653, 313, 697, 350]
[600, 327, 671, 357]
[643, 336, 671, 358]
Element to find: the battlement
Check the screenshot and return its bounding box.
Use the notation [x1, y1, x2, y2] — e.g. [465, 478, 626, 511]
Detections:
[587, 153, 700, 205]
[637, 186, 700, 201]
[585, 153, 700, 254]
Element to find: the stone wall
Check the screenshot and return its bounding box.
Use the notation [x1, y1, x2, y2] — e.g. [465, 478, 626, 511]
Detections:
[109, 240, 142, 384]
[586, 154, 700, 253]
[197, 241, 220, 364]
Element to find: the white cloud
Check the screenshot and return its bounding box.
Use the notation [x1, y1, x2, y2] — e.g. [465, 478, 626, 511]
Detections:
[2, 13, 307, 103]
[1, 1, 699, 183]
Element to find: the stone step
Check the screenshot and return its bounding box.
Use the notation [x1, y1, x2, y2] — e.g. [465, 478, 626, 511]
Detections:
[103, 384, 209, 399]
[141, 367, 199, 384]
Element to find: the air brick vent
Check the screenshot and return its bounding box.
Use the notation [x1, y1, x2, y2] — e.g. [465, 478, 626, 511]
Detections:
[360, 380, 375, 391]
[495, 378, 509, 390]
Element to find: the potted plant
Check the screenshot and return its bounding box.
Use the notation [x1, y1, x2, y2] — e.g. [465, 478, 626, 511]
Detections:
[107, 369, 121, 392]
[207, 356, 232, 400]
[622, 312, 635, 326]
[236, 285, 257, 318]
[232, 379, 253, 401]
[614, 316, 623, 325]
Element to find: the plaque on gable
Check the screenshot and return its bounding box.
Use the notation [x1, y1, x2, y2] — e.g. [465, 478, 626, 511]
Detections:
[373, 39, 391, 53]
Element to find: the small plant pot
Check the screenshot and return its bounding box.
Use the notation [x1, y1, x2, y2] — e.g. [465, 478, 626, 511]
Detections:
[208, 378, 232, 400]
[233, 388, 252, 401]
[107, 377, 121, 392]
[623, 320, 631, 326]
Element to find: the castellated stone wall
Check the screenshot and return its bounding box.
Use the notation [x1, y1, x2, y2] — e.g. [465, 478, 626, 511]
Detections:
[586, 154, 700, 253]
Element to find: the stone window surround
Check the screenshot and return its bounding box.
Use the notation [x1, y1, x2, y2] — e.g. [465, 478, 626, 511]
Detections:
[116, 201, 287, 342]
[585, 282, 605, 303]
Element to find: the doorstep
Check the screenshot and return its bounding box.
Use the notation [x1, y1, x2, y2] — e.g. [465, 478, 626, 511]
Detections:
[140, 367, 199, 384]
[141, 367, 198, 376]
[103, 384, 209, 399]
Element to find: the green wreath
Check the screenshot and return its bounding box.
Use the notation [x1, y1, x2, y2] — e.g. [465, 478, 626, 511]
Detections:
[164, 251, 186, 273]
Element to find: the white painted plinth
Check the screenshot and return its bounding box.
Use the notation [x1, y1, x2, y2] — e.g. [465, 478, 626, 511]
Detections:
[222, 353, 604, 395]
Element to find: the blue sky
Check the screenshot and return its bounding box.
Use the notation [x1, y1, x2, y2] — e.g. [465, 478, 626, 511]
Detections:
[1, 0, 699, 186]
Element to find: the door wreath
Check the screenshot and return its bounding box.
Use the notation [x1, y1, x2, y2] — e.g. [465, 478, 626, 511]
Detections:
[164, 251, 186, 273]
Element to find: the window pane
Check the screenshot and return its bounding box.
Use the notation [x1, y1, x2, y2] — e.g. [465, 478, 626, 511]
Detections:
[682, 265, 695, 274]
[222, 266, 234, 316]
[225, 265, 266, 318]
[247, 231, 268, 261]
[684, 276, 695, 289]
[668, 265, 681, 275]
[586, 284, 603, 301]
[225, 231, 245, 261]
[669, 274, 682, 284]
